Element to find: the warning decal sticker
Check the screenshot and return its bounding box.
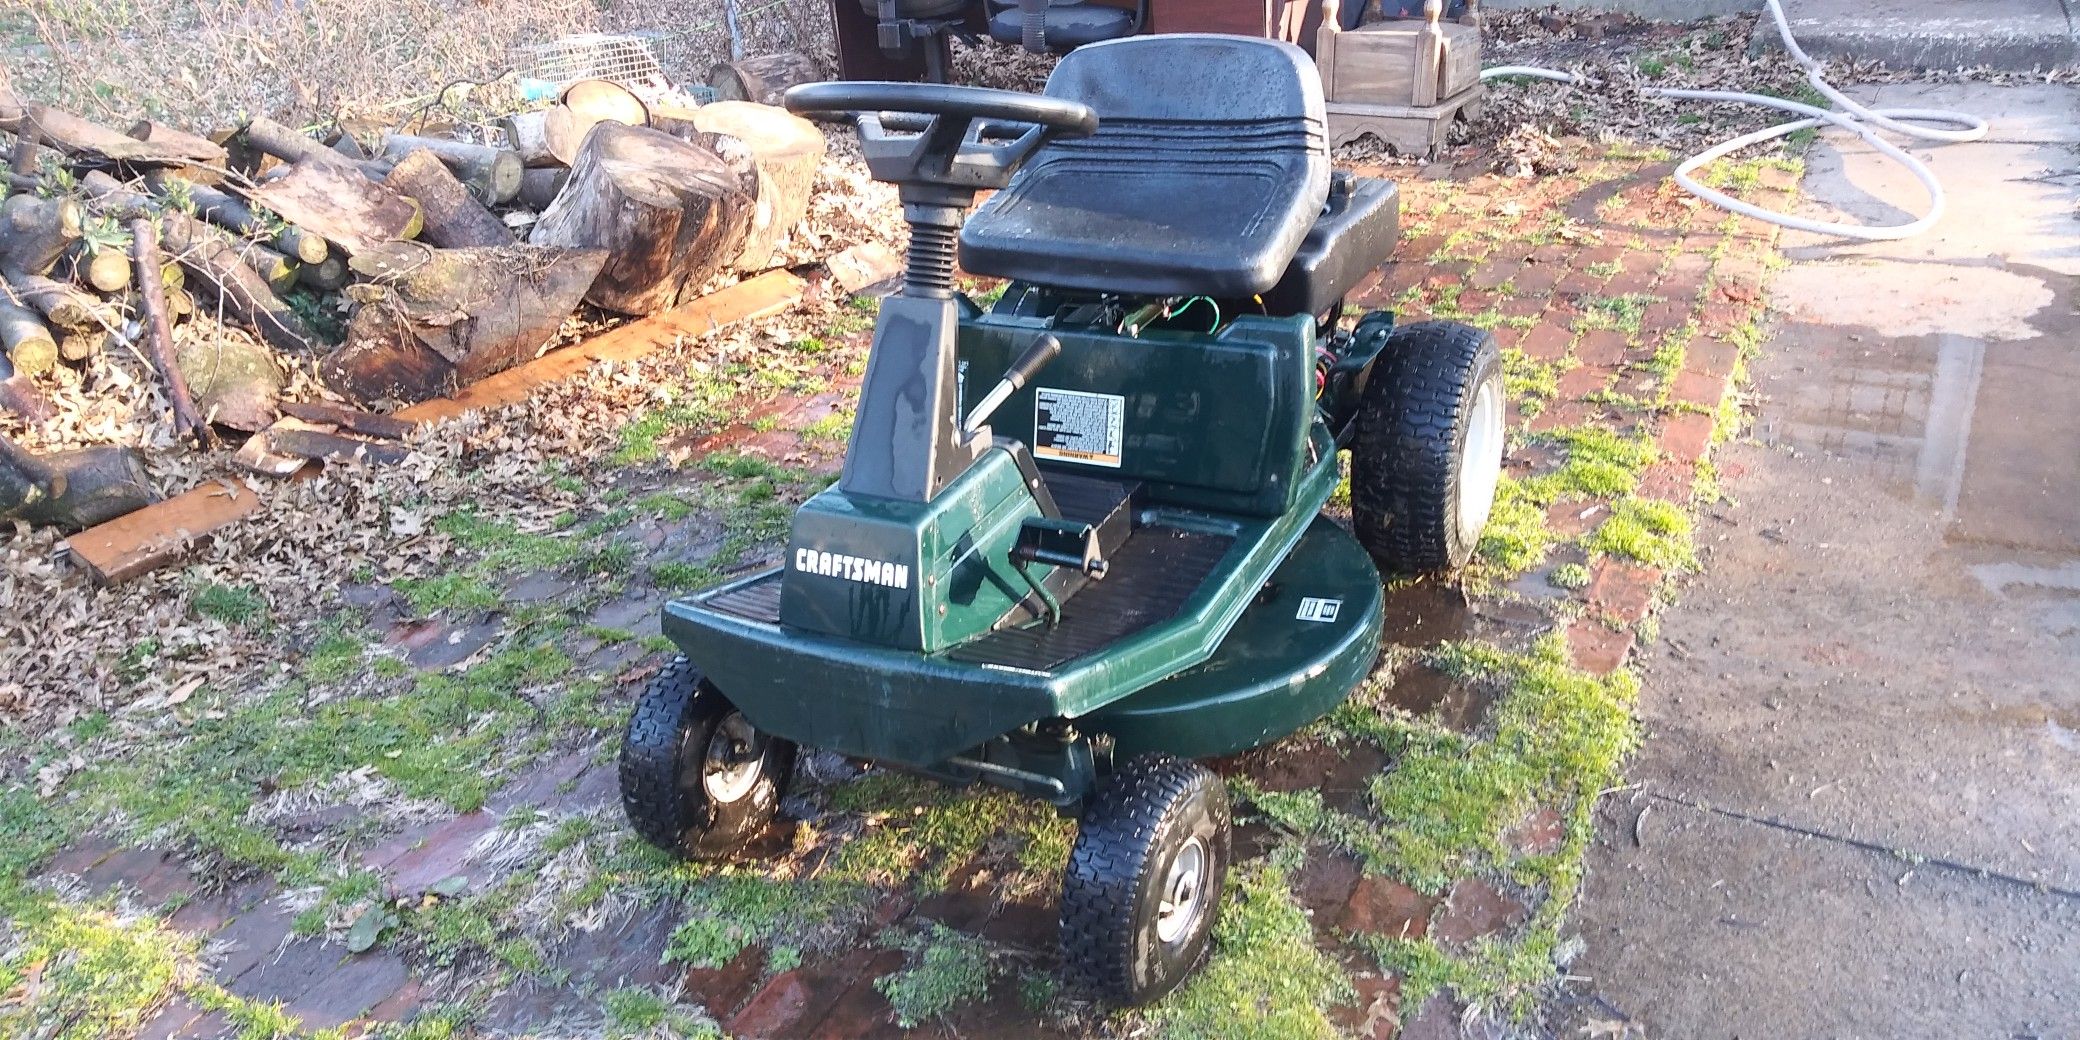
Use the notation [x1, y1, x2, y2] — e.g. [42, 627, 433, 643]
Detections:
[1033, 388, 1125, 468]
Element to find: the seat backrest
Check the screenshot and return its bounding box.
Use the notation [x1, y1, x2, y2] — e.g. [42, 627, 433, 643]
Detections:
[959, 35, 1331, 299]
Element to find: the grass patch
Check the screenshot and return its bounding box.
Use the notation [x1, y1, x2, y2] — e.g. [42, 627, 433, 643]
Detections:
[1573, 294, 1656, 336]
[663, 872, 863, 970]
[394, 572, 501, 614]
[190, 581, 267, 628]
[1145, 851, 1353, 1040]
[1518, 426, 1659, 504]
[1547, 562, 1591, 590]
[1474, 480, 1556, 577]
[877, 925, 995, 1028]
[1582, 497, 1696, 571]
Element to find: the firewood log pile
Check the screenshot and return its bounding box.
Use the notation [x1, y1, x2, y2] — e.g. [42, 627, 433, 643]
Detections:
[0, 56, 841, 534]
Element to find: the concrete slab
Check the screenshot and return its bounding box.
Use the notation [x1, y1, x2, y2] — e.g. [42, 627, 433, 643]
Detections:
[1773, 0, 2079, 71]
[1556, 80, 2080, 1037]
[1483, 0, 1759, 18]
[1779, 84, 2080, 278]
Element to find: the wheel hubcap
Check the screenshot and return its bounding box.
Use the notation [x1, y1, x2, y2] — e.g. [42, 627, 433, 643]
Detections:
[1457, 376, 1506, 547]
[701, 714, 769, 804]
[1154, 836, 1210, 945]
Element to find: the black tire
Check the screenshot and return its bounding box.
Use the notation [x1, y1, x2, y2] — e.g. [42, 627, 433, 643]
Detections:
[619, 657, 796, 860]
[1350, 319, 1507, 574]
[1059, 754, 1231, 1006]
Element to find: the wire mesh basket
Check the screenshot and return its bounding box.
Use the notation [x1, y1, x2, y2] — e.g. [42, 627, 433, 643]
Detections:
[510, 32, 680, 92]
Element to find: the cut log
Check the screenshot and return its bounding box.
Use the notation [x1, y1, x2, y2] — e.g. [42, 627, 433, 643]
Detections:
[127, 120, 230, 167]
[544, 80, 650, 166]
[58, 327, 106, 363]
[5, 272, 114, 332]
[0, 436, 158, 530]
[175, 324, 283, 432]
[221, 239, 299, 296]
[249, 158, 422, 256]
[647, 100, 703, 142]
[8, 131, 38, 180]
[0, 81, 23, 132]
[528, 123, 755, 316]
[63, 241, 133, 294]
[82, 172, 319, 355]
[0, 291, 57, 376]
[383, 150, 511, 248]
[152, 175, 330, 265]
[297, 253, 349, 291]
[14, 103, 165, 163]
[378, 134, 524, 206]
[687, 102, 827, 270]
[498, 110, 559, 168]
[708, 52, 824, 106]
[321, 242, 606, 404]
[515, 167, 569, 211]
[240, 116, 360, 171]
[0, 194, 86, 276]
[233, 430, 308, 478]
[279, 399, 417, 441]
[130, 217, 207, 439]
[265, 420, 410, 466]
[0, 358, 56, 422]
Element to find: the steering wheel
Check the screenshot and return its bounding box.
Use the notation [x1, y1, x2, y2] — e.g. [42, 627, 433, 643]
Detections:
[784, 82, 1098, 196]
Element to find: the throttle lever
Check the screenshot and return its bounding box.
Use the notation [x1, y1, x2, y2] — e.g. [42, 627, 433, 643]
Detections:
[962, 334, 1061, 438]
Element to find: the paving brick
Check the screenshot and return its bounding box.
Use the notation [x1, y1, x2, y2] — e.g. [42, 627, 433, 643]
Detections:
[78, 847, 195, 907]
[1573, 329, 1629, 368]
[208, 901, 299, 983]
[548, 903, 680, 991]
[1683, 336, 1741, 382]
[1518, 324, 1572, 362]
[1430, 878, 1528, 948]
[1347, 267, 1392, 308]
[1467, 259, 1518, 291]
[1341, 876, 1435, 940]
[40, 836, 120, 878]
[1642, 299, 1692, 334]
[1529, 400, 1597, 434]
[1636, 462, 1694, 504]
[1400, 995, 1465, 1040]
[1670, 368, 1726, 409]
[1586, 561, 1660, 624]
[230, 941, 410, 1032]
[1510, 258, 1564, 295]
[1557, 364, 1615, 400]
[1603, 263, 1657, 296]
[729, 950, 883, 1040]
[1496, 294, 1544, 323]
[363, 811, 498, 895]
[1295, 851, 1363, 912]
[683, 946, 768, 1021]
[1555, 268, 1607, 297]
[1329, 972, 1403, 1040]
[1545, 500, 1607, 540]
[1567, 620, 1637, 677]
[1508, 807, 1569, 857]
[803, 950, 909, 1040]
[136, 999, 208, 1040]
[1658, 411, 1716, 465]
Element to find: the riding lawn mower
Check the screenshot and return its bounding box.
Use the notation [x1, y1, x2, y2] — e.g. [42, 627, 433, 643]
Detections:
[619, 33, 1507, 1004]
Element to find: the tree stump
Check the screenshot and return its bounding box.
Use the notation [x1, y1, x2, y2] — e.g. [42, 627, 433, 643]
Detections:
[0, 194, 85, 277]
[687, 102, 827, 271]
[176, 326, 284, 432]
[528, 123, 755, 316]
[516, 167, 570, 212]
[544, 80, 650, 166]
[321, 242, 607, 404]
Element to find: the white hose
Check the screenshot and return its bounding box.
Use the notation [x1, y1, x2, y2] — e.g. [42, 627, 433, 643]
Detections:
[1480, 0, 1988, 240]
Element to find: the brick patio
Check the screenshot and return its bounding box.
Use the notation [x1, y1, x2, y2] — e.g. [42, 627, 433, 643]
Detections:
[30, 148, 1795, 1039]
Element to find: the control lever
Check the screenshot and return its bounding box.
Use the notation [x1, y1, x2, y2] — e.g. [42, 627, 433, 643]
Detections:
[962, 334, 1061, 438]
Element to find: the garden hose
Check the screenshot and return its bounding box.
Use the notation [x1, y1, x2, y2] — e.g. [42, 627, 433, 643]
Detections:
[1481, 0, 1990, 241]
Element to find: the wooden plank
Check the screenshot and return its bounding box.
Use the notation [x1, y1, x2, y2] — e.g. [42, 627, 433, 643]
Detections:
[396, 268, 806, 425]
[60, 479, 271, 585]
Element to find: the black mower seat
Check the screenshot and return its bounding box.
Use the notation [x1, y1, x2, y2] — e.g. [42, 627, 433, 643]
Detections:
[959, 34, 1332, 299]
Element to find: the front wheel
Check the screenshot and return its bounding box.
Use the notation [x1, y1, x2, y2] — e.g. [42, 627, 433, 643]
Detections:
[1059, 754, 1231, 1005]
[619, 657, 796, 859]
[1350, 319, 1506, 574]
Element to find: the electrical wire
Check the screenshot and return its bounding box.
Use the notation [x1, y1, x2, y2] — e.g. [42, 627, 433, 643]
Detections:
[1481, 0, 1988, 241]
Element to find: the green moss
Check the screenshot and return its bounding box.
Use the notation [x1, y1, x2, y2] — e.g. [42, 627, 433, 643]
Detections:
[1500, 348, 1560, 409]
[876, 925, 994, 1028]
[1146, 855, 1353, 1040]
[435, 509, 589, 573]
[394, 572, 500, 614]
[829, 773, 1059, 891]
[651, 561, 722, 591]
[663, 872, 864, 969]
[1573, 294, 1656, 336]
[1362, 634, 1638, 892]
[191, 581, 268, 627]
[801, 410, 854, 443]
[0, 898, 198, 1040]
[1582, 497, 1696, 571]
[1547, 562, 1591, 590]
[1474, 480, 1555, 576]
[1518, 427, 1659, 504]
[305, 629, 368, 684]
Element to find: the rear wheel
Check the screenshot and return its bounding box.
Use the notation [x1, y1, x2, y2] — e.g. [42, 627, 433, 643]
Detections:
[1059, 754, 1231, 1005]
[1350, 319, 1506, 574]
[620, 657, 796, 859]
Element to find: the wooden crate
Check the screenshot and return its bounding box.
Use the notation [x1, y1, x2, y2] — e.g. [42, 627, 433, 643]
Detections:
[1319, 17, 1481, 108]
